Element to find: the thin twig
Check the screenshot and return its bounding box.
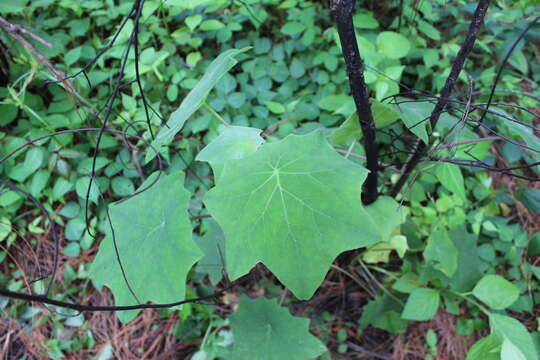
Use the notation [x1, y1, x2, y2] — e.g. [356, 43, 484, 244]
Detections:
[469, 88, 540, 103]
[0, 283, 235, 313]
[0, 16, 53, 48]
[357, 260, 404, 305]
[476, 15, 540, 125]
[261, 117, 290, 137]
[390, 0, 491, 197]
[433, 136, 501, 150]
[331, 264, 375, 298]
[0, 16, 75, 94]
[0, 15, 112, 129]
[430, 157, 540, 181]
[204, 102, 229, 126]
[335, 149, 401, 173]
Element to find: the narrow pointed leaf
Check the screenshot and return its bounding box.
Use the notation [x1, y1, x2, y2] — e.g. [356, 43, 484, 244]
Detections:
[447, 226, 483, 292]
[145, 47, 250, 163]
[330, 113, 361, 146]
[392, 99, 432, 144]
[330, 101, 400, 146]
[363, 196, 408, 241]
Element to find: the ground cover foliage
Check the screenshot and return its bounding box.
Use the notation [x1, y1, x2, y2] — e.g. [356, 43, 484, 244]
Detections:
[0, 0, 540, 359]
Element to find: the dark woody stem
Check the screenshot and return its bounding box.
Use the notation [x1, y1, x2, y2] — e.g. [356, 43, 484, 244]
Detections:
[331, 0, 379, 205]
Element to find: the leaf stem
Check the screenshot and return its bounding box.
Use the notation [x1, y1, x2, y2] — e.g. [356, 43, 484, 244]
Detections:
[204, 102, 229, 126]
[452, 291, 489, 315]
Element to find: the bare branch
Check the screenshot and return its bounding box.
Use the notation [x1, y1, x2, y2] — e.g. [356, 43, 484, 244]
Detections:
[429, 157, 540, 182]
[390, 0, 491, 198]
[335, 149, 401, 173]
[476, 15, 540, 125]
[0, 16, 52, 48]
[433, 136, 501, 150]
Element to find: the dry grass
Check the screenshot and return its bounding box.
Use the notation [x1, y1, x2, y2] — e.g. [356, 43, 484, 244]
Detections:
[391, 310, 483, 360]
[0, 218, 195, 360]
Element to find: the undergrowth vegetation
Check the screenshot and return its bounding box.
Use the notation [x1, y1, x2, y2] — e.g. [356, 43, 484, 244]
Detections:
[0, 0, 539, 359]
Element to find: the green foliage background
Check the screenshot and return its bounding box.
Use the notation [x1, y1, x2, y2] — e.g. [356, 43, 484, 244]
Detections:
[0, 0, 539, 359]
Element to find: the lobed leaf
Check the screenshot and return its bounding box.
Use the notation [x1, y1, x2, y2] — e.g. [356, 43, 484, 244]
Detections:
[90, 171, 202, 322]
[203, 130, 382, 299]
[230, 295, 327, 360]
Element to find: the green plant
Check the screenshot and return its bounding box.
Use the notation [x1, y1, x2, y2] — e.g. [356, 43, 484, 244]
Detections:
[1, 0, 540, 359]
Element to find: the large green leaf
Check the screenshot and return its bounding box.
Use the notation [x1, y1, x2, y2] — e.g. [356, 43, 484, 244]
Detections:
[520, 188, 540, 214]
[363, 196, 408, 241]
[145, 48, 250, 163]
[353, 13, 379, 29]
[394, 98, 464, 145]
[0, 0, 28, 13]
[435, 109, 492, 161]
[362, 235, 408, 263]
[359, 294, 407, 333]
[203, 131, 381, 299]
[361, 196, 409, 263]
[169, 0, 212, 10]
[316, 94, 351, 112]
[90, 171, 202, 322]
[489, 313, 538, 360]
[280, 21, 306, 36]
[230, 295, 327, 360]
[372, 100, 401, 128]
[501, 339, 528, 360]
[330, 114, 362, 146]
[493, 107, 540, 162]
